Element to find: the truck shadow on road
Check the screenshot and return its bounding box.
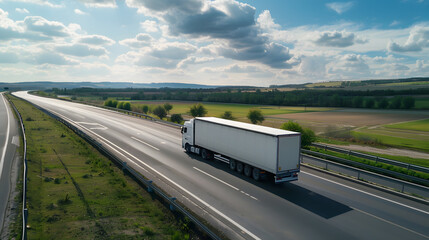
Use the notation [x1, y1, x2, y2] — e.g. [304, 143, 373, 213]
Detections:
[193, 156, 353, 219]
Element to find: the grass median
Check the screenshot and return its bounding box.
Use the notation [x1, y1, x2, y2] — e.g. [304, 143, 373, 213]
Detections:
[9, 95, 193, 240]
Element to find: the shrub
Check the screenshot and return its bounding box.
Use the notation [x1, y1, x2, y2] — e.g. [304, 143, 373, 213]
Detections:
[220, 111, 234, 120]
[189, 103, 207, 117]
[281, 121, 315, 147]
[247, 109, 264, 124]
[171, 114, 183, 123]
[142, 105, 149, 114]
[163, 103, 173, 114]
[153, 105, 167, 119]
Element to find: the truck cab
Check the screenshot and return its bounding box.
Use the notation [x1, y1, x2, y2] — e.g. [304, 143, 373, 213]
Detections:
[181, 119, 194, 151]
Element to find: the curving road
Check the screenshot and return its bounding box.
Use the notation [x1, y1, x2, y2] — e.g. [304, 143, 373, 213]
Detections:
[14, 91, 429, 240]
[0, 93, 20, 233]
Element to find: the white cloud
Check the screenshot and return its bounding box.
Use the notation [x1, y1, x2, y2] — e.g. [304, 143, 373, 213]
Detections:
[79, 35, 115, 45]
[257, 10, 280, 30]
[315, 31, 367, 47]
[56, 44, 108, 57]
[119, 33, 153, 48]
[126, 0, 297, 69]
[117, 42, 196, 69]
[326, 2, 354, 14]
[140, 20, 158, 32]
[78, 0, 117, 8]
[11, 0, 62, 8]
[74, 9, 87, 15]
[15, 8, 29, 14]
[23, 16, 70, 38]
[388, 24, 429, 52]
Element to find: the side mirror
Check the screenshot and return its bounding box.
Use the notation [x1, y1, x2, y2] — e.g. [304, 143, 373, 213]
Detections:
[181, 127, 184, 133]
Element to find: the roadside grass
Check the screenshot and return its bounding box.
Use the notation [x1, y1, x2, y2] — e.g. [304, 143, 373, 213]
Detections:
[357, 151, 429, 168]
[308, 146, 429, 182]
[385, 118, 429, 132]
[9, 95, 192, 240]
[351, 130, 429, 153]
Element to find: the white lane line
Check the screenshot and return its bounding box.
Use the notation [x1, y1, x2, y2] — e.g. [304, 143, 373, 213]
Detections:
[131, 137, 160, 151]
[46, 109, 262, 240]
[352, 207, 429, 239]
[193, 167, 259, 201]
[194, 167, 239, 191]
[301, 170, 429, 215]
[0, 94, 11, 179]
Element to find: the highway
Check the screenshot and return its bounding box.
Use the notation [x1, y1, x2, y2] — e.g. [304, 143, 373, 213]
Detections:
[14, 91, 429, 240]
[0, 93, 20, 233]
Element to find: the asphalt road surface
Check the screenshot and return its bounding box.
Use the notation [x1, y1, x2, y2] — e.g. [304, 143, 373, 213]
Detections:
[0, 93, 20, 233]
[14, 91, 429, 240]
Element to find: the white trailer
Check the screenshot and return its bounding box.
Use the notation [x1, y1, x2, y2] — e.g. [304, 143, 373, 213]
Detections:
[181, 117, 301, 183]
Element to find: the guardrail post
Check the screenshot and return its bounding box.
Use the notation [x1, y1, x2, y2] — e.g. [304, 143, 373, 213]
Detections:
[401, 184, 405, 193]
[147, 180, 153, 193]
[122, 161, 127, 171]
[23, 208, 28, 240]
[375, 156, 378, 163]
[325, 161, 328, 170]
[357, 171, 360, 180]
[170, 197, 177, 211]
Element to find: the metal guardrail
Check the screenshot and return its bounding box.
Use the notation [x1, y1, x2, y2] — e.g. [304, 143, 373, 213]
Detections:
[302, 154, 429, 200]
[5, 95, 28, 240]
[312, 143, 429, 174]
[302, 149, 429, 187]
[15, 95, 221, 240]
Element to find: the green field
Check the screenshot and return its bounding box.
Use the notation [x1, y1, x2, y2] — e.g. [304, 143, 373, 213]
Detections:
[9, 95, 192, 240]
[414, 98, 429, 109]
[386, 119, 429, 132]
[132, 101, 332, 119]
[352, 129, 429, 153]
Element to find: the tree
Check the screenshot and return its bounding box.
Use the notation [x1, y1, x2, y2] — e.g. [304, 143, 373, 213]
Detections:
[220, 111, 234, 120]
[190, 103, 207, 117]
[402, 97, 415, 109]
[281, 121, 315, 147]
[163, 103, 173, 114]
[117, 101, 124, 109]
[389, 96, 402, 109]
[171, 114, 183, 123]
[153, 105, 167, 119]
[142, 105, 149, 114]
[122, 102, 131, 111]
[352, 96, 364, 108]
[377, 98, 388, 109]
[247, 109, 264, 124]
[365, 98, 375, 108]
[104, 99, 118, 108]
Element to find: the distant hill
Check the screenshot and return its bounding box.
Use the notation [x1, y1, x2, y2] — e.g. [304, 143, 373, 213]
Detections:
[269, 77, 429, 90]
[0, 81, 222, 91]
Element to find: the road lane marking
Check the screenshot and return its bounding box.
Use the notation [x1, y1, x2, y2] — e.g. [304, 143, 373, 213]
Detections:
[45, 109, 262, 240]
[0, 93, 11, 179]
[193, 167, 259, 201]
[301, 170, 429, 215]
[194, 167, 239, 190]
[131, 137, 160, 151]
[352, 207, 429, 239]
[75, 122, 108, 130]
[12, 136, 19, 146]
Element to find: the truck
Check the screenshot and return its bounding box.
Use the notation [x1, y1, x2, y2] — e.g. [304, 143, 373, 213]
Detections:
[181, 117, 301, 183]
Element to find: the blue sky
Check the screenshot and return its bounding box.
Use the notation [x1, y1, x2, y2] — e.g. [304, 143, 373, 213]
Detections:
[0, 0, 428, 86]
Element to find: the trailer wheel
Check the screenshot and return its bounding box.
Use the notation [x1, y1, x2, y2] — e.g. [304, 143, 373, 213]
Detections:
[229, 159, 236, 170]
[236, 162, 244, 173]
[244, 164, 252, 177]
[201, 148, 208, 160]
[252, 168, 261, 181]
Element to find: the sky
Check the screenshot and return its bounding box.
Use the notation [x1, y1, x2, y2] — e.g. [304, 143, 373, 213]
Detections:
[0, 0, 429, 87]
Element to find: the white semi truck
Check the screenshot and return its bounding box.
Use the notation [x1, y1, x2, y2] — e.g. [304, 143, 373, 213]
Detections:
[181, 117, 301, 183]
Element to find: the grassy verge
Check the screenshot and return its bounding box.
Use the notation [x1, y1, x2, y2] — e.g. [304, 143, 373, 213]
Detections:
[9, 95, 193, 240]
[356, 151, 429, 168]
[308, 146, 429, 182]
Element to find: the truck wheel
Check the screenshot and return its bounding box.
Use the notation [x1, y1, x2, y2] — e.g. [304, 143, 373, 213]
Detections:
[229, 159, 236, 170]
[185, 144, 191, 153]
[252, 168, 261, 181]
[244, 165, 252, 177]
[201, 148, 208, 160]
[236, 162, 244, 173]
